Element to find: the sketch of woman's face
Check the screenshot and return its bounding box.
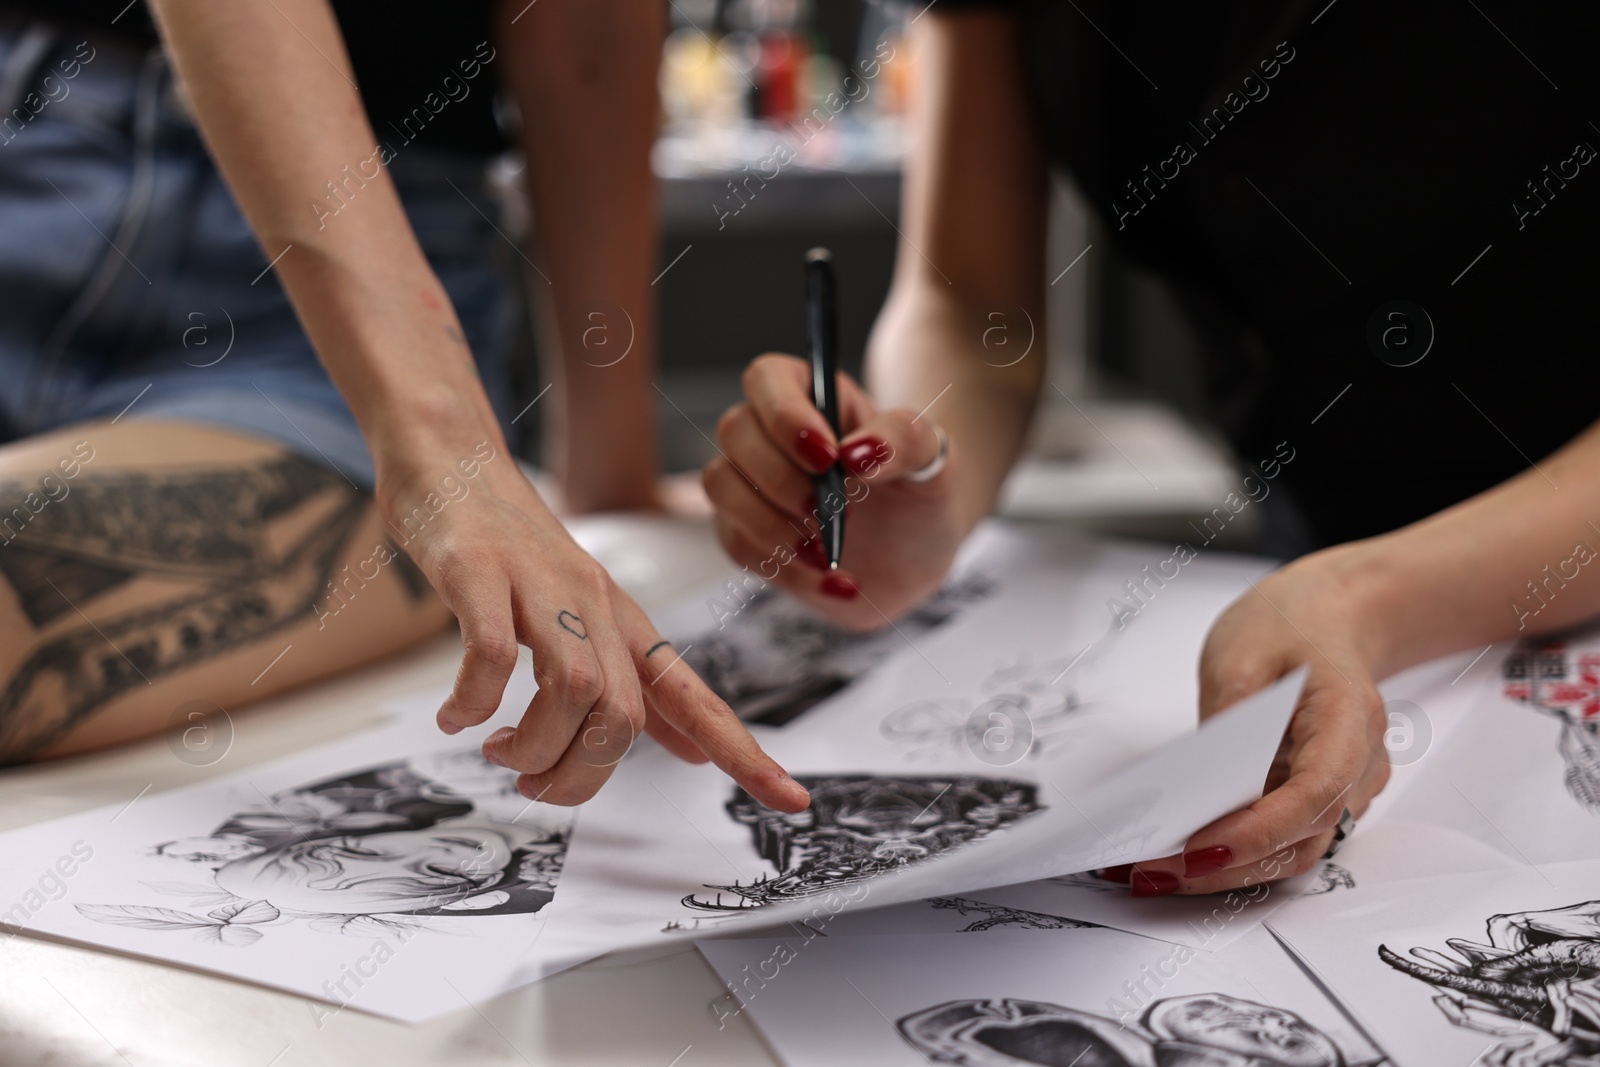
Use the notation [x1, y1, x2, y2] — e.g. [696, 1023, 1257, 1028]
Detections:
[213, 824, 525, 914]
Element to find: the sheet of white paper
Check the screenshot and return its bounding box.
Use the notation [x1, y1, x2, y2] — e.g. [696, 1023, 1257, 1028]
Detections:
[660, 525, 1272, 750]
[0, 668, 584, 1022]
[535, 668, 1304, 968]
[747, 640, 1507, 954]
[1267, 858, 1600, 1067]
[696, 926, 1386, 1066]
[1381, 630, 1600, 867]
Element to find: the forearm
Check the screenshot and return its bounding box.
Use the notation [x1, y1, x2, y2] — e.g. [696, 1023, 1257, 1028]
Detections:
[863, 8, 1046, 533]
[500, 0, 663, 512]
[1318, 420, 1600, 677]
[867, 283, 1042, 532]
[147, 0, 499, 470]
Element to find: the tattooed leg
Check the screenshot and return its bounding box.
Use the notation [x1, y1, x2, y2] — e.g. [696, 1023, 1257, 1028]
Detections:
[0, 421, 452, 763]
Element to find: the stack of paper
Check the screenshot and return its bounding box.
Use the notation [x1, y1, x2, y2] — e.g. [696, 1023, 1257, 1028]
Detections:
[1, 521, 1594, 1067]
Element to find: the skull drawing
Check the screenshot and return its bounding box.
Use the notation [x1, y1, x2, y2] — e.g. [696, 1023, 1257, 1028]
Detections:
[897, 994, 1356, 1067]
[683, 775, 1041, 911]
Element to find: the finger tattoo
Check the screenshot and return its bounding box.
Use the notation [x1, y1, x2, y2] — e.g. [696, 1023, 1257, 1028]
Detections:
[557, 610, 588, 639]
[645, 640, 672, 658]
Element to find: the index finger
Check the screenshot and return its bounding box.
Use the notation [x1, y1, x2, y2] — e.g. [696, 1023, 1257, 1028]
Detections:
[617, 596, 810, 812]
[742, 353, 873, 475]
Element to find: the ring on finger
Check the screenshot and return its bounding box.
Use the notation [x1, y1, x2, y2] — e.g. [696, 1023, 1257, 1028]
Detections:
[903, 422, 949, 483]
[1321, 807, 1355, 859]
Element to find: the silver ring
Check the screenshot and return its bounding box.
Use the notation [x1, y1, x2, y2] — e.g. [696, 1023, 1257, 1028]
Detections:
[902, 422, 949, 483]
[1322, 807, 1355, 859]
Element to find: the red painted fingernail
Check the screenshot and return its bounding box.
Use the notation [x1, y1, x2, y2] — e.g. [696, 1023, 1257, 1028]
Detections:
[840, 437, 886, 477]
[1098, 864, 1134, 884]
[1183, 846, 1234, 878]
[1130, 870, 1181, 897]
[796, 538, 827, 571]
[795, 429, 838, 473]
[819, 573, 859, 599]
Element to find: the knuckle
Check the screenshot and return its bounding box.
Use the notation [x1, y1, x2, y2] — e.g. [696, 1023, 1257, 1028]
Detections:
[745, 352, 800, 388]
[1305, 775, 1353, 830]
[527, 774, 598, 807]
[1289, 848, 1322, 878]
[1227, 806, 1280, 858]
[619, 698, 648, 737]
[568, 560, 611, 599]
[715, 405, 745, 447]
[701, 459, 732, 502]
[559, 659, 606, 705]
[1200, 659, 1272, 703]
[468, 631, 519, 670]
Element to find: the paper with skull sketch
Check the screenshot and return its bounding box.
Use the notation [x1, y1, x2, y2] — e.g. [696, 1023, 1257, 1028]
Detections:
[1266, 858, 1600, 1067]
[695, 925, 1385, 1067]
[533, 669, 1305, 969]
[1379, 629, 1600, 868]
[749, 815, 1527, 956]
[0, 668, 586, 1022]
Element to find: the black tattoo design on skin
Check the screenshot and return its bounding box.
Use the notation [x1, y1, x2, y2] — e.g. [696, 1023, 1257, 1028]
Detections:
[557, 611, 587, 640]
[645, 640, 672, 658]
[0, 455, 369, 763]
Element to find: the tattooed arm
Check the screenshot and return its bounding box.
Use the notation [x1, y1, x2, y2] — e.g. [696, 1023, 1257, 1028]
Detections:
[145, 0, 807, 810]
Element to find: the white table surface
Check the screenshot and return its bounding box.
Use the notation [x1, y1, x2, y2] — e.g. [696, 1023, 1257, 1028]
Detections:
[0, 514, 777, 1067]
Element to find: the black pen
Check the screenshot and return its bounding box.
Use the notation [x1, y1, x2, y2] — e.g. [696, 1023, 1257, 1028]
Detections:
[804, 247, 846, 570]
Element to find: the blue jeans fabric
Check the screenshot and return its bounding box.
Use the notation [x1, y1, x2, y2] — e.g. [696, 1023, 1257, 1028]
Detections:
[0, 13, 518, 488]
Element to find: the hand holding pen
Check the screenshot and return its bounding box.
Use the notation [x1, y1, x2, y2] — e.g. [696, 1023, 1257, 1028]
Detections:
[701, 248, 960, 630]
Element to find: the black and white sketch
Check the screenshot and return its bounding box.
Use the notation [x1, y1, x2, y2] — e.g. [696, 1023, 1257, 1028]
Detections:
[684, 775, 1041, 911]
[1503, 637, 1600, 814]
[76, 748, 566, 944]
[881, 656, 1085, 763]
[1378, 898, 1600, 1065]
[1307, 862, 1356, 895]
[679, 574, 996, 726]
[897, 994, 1378, 1067]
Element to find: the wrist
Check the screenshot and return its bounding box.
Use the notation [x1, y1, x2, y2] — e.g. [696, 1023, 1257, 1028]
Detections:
[370, 411, 510, 518]
[1283, 535, 1415, 677]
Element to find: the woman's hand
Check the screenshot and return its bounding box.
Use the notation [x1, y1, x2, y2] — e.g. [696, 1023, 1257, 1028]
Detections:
[702, 354, 966, 631]
[1107, 544, 1392, 896]
[375, 426, 809, 814]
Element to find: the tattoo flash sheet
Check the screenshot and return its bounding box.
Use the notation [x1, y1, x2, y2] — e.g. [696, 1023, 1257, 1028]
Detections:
[1268, 859, 1600, 1067]
[665, 525, 1275, 783]
[1382, 628, 1600, 869]
[534, 672, 1304, 969]
[696, 926, 1385, 1067]
[0, 673, 577, 1022]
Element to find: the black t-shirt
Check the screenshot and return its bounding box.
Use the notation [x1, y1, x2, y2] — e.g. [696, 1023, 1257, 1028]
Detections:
[23, 0, 506, 155]
[965, 0, 1599, 547]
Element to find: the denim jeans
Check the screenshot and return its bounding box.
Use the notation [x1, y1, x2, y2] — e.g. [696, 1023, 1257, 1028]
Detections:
[0, 9, 518, 487]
